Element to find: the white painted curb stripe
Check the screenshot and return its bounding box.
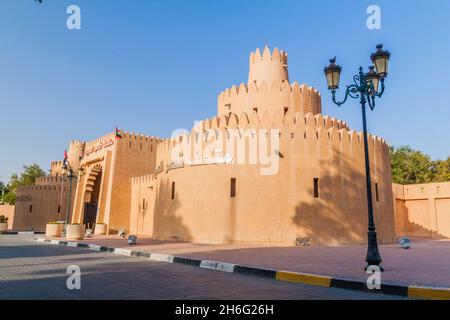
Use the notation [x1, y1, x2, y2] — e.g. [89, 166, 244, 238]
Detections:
[216, 262, 236, 273]
[114, 248, 132, 256]
[200, 260, 235, 272]
[148, 253, 174, 263]
[36, 238, 45, 242]
[200, 260, 217, 270]
[50, 240, 60, 245]
[88, 244, 102, 251]
[67, 242, 78, 247]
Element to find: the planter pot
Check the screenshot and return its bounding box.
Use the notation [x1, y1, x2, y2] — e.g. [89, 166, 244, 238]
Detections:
[94, 223, 107, 235]
[46, 224, 64, 237]
[66, 224, 85, 240]
[0, 222, 7, 234]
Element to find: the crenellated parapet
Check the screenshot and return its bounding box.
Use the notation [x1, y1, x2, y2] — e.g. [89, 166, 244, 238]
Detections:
[83, 131, 163, 158]
[218, 81, 322, 118]
[248, 46, 289, 86]
[131, 173, 157, 185]
[152, 111, 388, 176]
[218, 46, 321, 119]
[35, 176, 65, 185]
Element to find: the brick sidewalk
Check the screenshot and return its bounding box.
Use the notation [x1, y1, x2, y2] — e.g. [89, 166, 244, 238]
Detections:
[69, 236, 450, 288]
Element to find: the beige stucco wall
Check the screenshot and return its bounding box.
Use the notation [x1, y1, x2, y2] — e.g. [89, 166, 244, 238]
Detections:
[393, 182, 450, 238]
[130, 110, 395, 245]
[13, 177, 76, 231]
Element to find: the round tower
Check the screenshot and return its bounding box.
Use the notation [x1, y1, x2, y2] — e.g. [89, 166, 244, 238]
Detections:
[248, 46, 289, 86]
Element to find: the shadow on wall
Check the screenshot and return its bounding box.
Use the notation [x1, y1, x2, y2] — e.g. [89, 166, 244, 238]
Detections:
[398, 220, 447, 239]
[292, 146, 395, 245]
[152, 178, 193, 242]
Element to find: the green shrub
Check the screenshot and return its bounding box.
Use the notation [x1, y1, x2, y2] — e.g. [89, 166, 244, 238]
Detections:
[47, 221, 64, 224]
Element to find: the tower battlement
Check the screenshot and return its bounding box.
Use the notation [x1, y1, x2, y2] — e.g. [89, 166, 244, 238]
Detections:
[249, 46, 289, 86]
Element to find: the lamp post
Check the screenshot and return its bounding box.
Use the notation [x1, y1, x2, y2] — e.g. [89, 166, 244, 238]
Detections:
[61, 163, 82, 235]
[324, 44, 391, 271]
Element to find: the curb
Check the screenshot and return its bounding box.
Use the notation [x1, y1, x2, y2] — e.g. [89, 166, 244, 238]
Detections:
[2, 231, 45, 235]
[34, 237, 450, 300]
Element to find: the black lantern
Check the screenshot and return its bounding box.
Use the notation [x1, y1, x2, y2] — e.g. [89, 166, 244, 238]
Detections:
[366, 66, 380, 94]
[324, 57, 342, 90]
[370, 44, 390, 78]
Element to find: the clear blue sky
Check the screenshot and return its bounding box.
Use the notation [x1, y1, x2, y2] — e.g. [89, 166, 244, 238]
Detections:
[1, 0, 450, 182]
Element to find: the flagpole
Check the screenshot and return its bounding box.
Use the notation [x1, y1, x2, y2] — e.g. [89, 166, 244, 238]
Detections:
[58, 150, 68, 221]
[58, 175, 64, 221]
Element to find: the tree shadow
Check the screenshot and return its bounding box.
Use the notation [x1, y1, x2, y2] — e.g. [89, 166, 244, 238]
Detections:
[151, 178, 193, 242]
[292, 146, 396, 245]
[0, 244, 96, 259]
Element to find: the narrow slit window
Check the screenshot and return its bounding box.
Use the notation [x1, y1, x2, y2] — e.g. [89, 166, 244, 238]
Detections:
[313, 178, 319, 198]
[230, 178, 236, 198]
[129, 141, 132, 148]
[375, 183, 379, 202]
[284, 107, 288, 115]
[171, 182, 175, 200]
[29, 205, 33, 213]
[142, 198, 146, 210]
[140, 142, 142, 151]
[57, 205, 61, 213]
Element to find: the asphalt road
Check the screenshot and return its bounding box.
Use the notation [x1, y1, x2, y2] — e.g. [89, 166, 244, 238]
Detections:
[0, 235, 405, 300]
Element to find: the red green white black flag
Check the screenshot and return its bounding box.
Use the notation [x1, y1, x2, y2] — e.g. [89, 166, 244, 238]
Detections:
[115, 126, 122, 139]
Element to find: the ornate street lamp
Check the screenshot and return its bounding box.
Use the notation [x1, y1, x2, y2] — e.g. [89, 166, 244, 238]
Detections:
[324, 44, 391, 271]
[61, 163, 78, 236]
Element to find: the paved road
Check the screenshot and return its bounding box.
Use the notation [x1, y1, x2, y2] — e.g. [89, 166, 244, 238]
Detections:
[0, 235, 405, 300]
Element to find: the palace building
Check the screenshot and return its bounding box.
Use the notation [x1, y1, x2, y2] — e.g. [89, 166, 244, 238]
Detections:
[13, 47, 397, 245]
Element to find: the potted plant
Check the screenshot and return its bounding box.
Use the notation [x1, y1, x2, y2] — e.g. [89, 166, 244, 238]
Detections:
[45, 221, 65, 237]
[66, 223, 85, 240]
[94, 223, 107, 235]
[0, 215, 8, 234]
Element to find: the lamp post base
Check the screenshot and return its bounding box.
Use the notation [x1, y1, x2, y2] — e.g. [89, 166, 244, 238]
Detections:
[365, 229, 384, 272]
[365, 265, 384, 272]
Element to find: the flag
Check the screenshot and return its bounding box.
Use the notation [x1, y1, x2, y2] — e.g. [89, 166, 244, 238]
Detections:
[63, 149, 68, 166]
[115, 126, 122, 139]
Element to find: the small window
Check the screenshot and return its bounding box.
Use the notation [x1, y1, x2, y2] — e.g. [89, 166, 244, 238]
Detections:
[230, 178, 236, 198]
[57, 205, 61, 213]
[171, 182, 175, 200]
[140, 142, 142, 151]
[29, 205, 33, 213]
[375, 183, 379, 202]
[284, 107, 288, 115]
[225, 103, 231, 111]
[129, 141, 132, 148]
[253, 107, 258, 113]
[142, 198, 146, 210]
[313, 178, 319, 198]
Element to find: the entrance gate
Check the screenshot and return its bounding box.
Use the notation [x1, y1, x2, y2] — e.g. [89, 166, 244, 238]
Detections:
[83, 201, 97, 229]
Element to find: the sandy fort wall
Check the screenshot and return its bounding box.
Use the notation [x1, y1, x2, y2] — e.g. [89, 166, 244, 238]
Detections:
[393, 182, 450, 238]
[130, 110, 395, 245]
[14, 177, 76, 231]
